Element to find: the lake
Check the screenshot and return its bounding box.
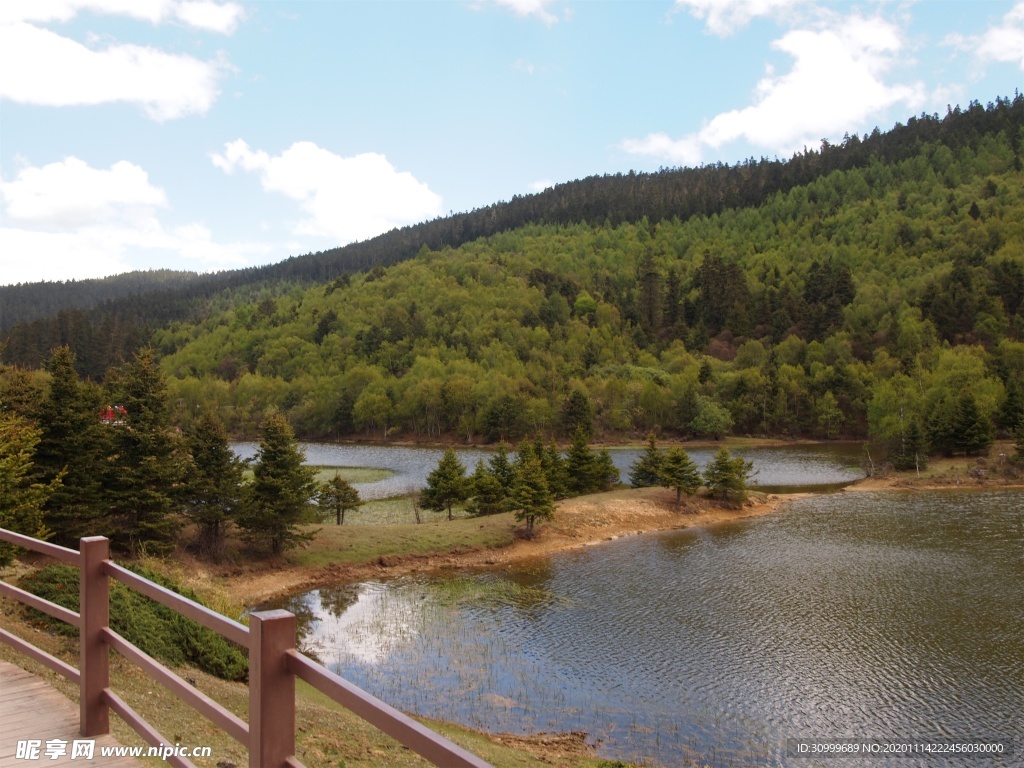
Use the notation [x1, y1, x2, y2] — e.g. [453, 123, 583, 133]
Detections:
[231, 441, 865, 500]
[268, 489, 1024, 767]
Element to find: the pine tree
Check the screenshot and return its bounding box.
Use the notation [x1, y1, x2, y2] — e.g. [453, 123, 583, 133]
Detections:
[467, 460, 507, 516]
[629, 433, 664, 487]
[421, 448, 469, 521]
[32, 346, 108, 545]
[560, 390, 594, 440]
[592, 449, 619, 491]
[238, 411, 318, 555]
[659, 447, 701, 511]
[565, 428, 597, 496]
[317, 472, 362, 525]
[183, 409, 245, 555]
[0, 412, 60, 566]
[488, 443, 516, 492]
[511, 456, 554, 533]
[102, 347, 184, 555]
[952, 392, 993, 456]
[542, 439, 569, 499]
[703, 447, 754, 505]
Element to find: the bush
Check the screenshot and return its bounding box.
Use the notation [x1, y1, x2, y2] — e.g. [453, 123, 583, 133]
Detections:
[19, 564, 248, 681]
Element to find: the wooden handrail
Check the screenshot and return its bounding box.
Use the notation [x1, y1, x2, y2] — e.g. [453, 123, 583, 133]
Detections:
[102, 628, 249, 745]
[287, 650, 493, 768]
[103, 688, 198, 768]
[0, 580, 81, 627]
[0, 528, 80, 563]
[104, 561, 250, 648]
[0, 528, 493, 768]
[0, 627, 80, 684]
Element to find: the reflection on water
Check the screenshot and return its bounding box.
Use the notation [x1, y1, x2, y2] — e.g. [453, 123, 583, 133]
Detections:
[273, 490, 1024, 767]
[233, 441, 864, 500]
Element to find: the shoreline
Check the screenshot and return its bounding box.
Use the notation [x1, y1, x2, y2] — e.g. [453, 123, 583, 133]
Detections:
[218, 463, 1024, 607]
[219, 487, 807, 606]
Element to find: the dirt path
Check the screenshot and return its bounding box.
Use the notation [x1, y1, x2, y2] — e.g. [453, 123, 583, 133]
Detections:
[221, 488, 801, 605]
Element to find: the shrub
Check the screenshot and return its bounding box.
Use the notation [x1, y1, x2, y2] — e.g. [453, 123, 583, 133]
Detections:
[19, 564, 248, 681]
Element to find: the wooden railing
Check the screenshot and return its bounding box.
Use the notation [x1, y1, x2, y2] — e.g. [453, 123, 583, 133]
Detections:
[0, 528, 491, 768]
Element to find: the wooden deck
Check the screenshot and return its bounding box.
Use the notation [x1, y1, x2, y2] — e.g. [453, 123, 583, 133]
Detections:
[0, 662, 142, 768]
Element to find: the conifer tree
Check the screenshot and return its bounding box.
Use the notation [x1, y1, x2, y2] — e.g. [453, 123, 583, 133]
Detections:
[511, 456, 554, 533]
[32, 346, 108, 544]
[541, 439, 569, 499]
[952, 392, 993, 456]
[102, 347, 184, 555]
[703, 447, 754, 504]
[183, 409, 245, 554]
[659, 447, 701, 510]
[629, 433, 664, 487]
[488, 443, 515, 492]
[592, 449, 620, 492]
[0, 412, 60, 566]
[317, 472, 362, 525]
[565, 428, 597, 496]
[421, 448, 469, 521]
[560, 389, 594, 440]
[467, 459, 507, 516]
[238, 411, 318, 555]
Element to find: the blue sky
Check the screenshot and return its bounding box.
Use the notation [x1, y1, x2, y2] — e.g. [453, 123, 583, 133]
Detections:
[1, 0, 1022, 285]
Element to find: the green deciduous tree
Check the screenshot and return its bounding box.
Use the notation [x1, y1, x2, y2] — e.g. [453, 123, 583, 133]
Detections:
[703, 447, 754, 505]
[659, 447, 701, 511]
[317, 472, 362, 525]
[689, 395, 733, 439]
[238, 411, 318, 555]
[421, 448, 469, 521]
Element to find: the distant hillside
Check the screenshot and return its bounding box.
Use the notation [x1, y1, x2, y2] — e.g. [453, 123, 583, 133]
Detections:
[152, 123, 1023, 449]
[2, 94, 1022, 380]
[0, 270, 201, 330]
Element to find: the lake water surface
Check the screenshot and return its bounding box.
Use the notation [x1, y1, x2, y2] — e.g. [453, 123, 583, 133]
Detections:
[232, 441, 865, 499]
[269, 489, 1024, 767]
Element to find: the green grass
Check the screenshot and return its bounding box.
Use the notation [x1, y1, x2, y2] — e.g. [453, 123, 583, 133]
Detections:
[339, 495, 470, 526]
[309, 465, 394, 484]
[294, 512, 517, 568]
[243, 465, 394, 484]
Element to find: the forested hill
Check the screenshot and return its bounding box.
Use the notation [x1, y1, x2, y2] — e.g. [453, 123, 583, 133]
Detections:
[152, 120, 1024, 456]
[3, 95, 1022, 378]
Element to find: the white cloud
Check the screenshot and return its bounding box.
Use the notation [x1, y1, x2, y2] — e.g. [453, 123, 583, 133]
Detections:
[490, 0, 558, 26]
[948, 1, 1024, 70]
[2, 157, 167, 228]
[0, 22, 227, 119]
[0, 157, 269, 284]
[211, 140, 444, 244]
[675, 0, 812, 36]
[529, 179, 555, 192]
[0, 0, 244, 34]
[622, 14, 922, 164]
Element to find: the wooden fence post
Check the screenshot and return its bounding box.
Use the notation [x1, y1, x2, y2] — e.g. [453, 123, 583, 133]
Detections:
[79, 536, 110, 736]
[249, 610, 296, 768]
